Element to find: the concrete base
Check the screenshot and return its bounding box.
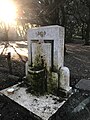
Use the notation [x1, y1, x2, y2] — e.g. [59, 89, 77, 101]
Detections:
[75, 79, 90, 91]
[1, 83, 66, 120]
[58, 87, 72, 98]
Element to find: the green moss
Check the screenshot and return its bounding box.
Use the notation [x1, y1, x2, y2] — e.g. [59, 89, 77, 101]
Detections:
[33, 43, 45, 69]
[27, 43, 58, 95]
[47, 72, 58, 94]
[27, 67, 47, 95]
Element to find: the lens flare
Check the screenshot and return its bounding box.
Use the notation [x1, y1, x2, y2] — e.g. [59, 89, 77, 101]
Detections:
[0, 0, 17, 24]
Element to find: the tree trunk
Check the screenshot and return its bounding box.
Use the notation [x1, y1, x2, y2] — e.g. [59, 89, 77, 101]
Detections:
[60, 5, 67, 54]
[84, 7, 90, 45]
[82, 23, 85, 40]
[85, 23, 90, 45]
[7, 52, 12, 74]
[67, 32, 73, 43]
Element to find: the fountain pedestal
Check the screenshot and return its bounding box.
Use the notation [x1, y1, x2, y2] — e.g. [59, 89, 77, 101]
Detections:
[26, 67, 47, 95]
[26, 25, 72, 96]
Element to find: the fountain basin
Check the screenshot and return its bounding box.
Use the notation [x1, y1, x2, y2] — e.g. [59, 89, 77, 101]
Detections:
[26, 67, 47, 95]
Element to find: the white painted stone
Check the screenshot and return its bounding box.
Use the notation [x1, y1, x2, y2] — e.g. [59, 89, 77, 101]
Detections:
[27, 25, 64, 70]
[60, 67, 71, 91]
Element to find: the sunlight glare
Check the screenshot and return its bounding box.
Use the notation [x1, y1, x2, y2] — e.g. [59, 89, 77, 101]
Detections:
[0, 0, 17, 24]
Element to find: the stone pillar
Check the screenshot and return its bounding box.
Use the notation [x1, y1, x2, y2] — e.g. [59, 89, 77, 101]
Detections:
[59, 67, 72, 97]
[25, 61, 28, 76]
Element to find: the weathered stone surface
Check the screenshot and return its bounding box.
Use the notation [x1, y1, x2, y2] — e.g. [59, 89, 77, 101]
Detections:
[26, 25, 71, 95]
[26, 25, 65, 93]
[27, 25, 64, 70]
[60, 67, 70, 90]
[75, 79, 90, 91]
[1, 84, 65, 120]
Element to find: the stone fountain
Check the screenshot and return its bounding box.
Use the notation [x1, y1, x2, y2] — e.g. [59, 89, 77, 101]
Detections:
[26, 25, 72, 96]
[1, 25, 72, 120]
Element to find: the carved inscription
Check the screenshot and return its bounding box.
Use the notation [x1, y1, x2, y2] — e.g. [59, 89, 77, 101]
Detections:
[36, 31, 46, 37]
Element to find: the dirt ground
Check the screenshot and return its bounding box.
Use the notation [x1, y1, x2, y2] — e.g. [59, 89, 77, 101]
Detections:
[0, 42, 90, 120]
[65, 44, 90, 87]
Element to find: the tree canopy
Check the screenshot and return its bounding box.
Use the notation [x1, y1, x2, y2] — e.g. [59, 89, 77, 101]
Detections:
[0, 0, 89, 44]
